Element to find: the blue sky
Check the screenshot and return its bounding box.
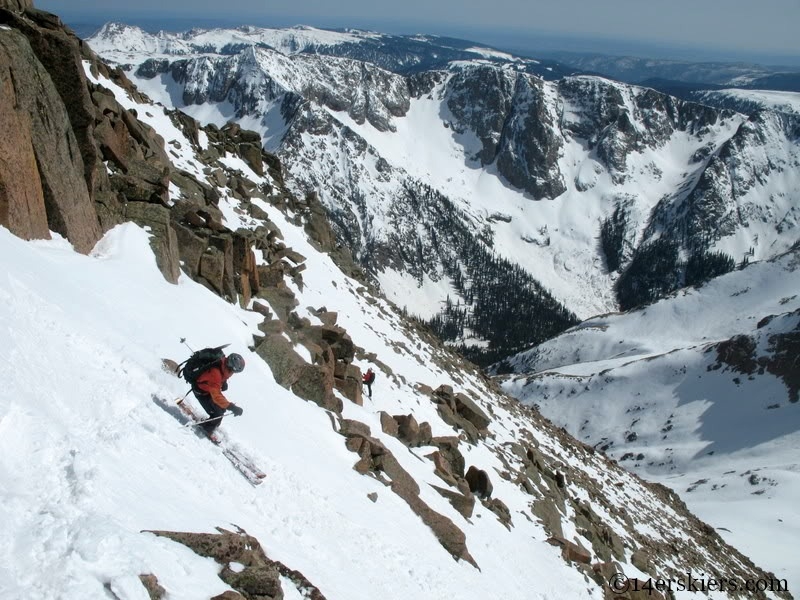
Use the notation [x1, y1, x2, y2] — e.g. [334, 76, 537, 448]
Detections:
[36, 0, 800, 65]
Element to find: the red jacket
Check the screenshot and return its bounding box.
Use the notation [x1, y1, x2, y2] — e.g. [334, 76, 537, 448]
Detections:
[196, 362, 233, 409]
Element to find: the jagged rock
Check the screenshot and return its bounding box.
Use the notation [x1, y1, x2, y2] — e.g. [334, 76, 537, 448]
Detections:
[418, 422, 432, 446]
[430, 437, 465, 478]
[303, 324, 356, 362]
[315, 310, 338, 326]
[293, 362, 340, 413]
[429, 451, 458, 486]
[367, 492, 378, 503]
[465, 466, 493, 499]
[434, 384, 454, 399]
[532, 498, 564, 539]
[431, 386, 489, 441]
[340, 419, 371, 438]
[0, 37, 49, 242]
[341, 427, 477, 566]
[333, 371, 362, 405]
[199, 245, 226, 294]
[6, 9, 106, 213]
[138, 574, 165, 600]
[256, 332, 340, 412]
[485, 497, 512, 528]
[252, 301, 272, 319]
[222, 565, 283, 599]
[233, 233, 260, 306]
[547, 536, 592, 565]
[172, 170, 217, 206]
[257, 285, 299, 322]
[210, 592, 244, 600]
[379, 412, 399, 436]
[447, 65, 565, 199]
[171, 220, 208, 277]
[145, 528, 327, 600]
[379, 452, 477, 566]
[258, 259, 291, 288]
[453, 392, 491, 431]
[303, 191, 337, 253]
[0, 26, 101, 253]
[394, 414, 419, 445]
[208, 234, 236, 299]
[431, 484, 475, 519]
[238, 142, 264, 177]
[630, 548, 651, 573]
[276, 247, 306, 264]
[436, 402, 480, 443]
[124, 202, 181, 283]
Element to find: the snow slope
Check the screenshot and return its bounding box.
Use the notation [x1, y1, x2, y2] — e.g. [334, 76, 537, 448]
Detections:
[500, 251, 800, 590]
[0, 224, 588, 599]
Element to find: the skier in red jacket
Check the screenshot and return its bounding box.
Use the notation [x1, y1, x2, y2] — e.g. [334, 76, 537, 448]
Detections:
[362, 367, 375, 399]
[193, 353, 245, 435]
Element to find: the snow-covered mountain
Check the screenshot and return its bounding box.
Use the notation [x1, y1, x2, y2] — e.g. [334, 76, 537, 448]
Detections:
[86, 23, 800, 365]
[1, 4, 793, 598]
[693, 89, 800, 116]
[529, 51, 800, 90]
[499, 245, 800, 589]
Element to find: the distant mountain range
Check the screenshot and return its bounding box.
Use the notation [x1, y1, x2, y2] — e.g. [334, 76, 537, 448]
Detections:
[88, 23, 800, 366]
[534, 51, 800, 91]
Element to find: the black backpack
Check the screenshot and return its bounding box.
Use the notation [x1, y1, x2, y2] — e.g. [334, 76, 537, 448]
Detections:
[177, 345, 227, 387]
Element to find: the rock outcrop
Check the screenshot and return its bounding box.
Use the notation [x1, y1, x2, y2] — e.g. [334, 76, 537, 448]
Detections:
[0, 23, 101, 252]
[146, 527, 327, 600]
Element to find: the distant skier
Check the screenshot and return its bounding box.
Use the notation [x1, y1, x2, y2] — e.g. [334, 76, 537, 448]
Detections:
[191, 352, 246, 436]
[362, 367, 375, 399]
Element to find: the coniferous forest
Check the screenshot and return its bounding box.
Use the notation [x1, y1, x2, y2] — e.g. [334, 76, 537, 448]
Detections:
[615, 238, 737, 310]
[400, 183, 579, 366]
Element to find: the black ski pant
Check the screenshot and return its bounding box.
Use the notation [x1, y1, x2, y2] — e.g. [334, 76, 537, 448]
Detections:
[193, 390, 226, 432]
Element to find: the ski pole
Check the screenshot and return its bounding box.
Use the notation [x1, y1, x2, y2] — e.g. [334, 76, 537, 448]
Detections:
[179, 337, 195, 353]
[185, 411, 239, 427]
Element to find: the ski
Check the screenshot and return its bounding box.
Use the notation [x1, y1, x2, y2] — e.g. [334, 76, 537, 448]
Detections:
[169, 397, 266, 486]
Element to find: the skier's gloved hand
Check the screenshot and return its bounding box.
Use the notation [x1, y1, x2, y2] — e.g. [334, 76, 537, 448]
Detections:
[228, 403, 244, 417]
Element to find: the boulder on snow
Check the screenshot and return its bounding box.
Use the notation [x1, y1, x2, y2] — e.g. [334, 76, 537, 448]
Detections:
[465, 465, 493, 499]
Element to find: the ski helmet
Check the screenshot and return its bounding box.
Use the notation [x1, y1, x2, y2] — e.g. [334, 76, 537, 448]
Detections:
[226, 353, 245, 373]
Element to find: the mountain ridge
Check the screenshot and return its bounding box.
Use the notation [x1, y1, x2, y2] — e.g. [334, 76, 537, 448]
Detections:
[87, 22, 800, 364]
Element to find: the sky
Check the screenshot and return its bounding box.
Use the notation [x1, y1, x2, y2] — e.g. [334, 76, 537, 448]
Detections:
[35, 0, 800, 65]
